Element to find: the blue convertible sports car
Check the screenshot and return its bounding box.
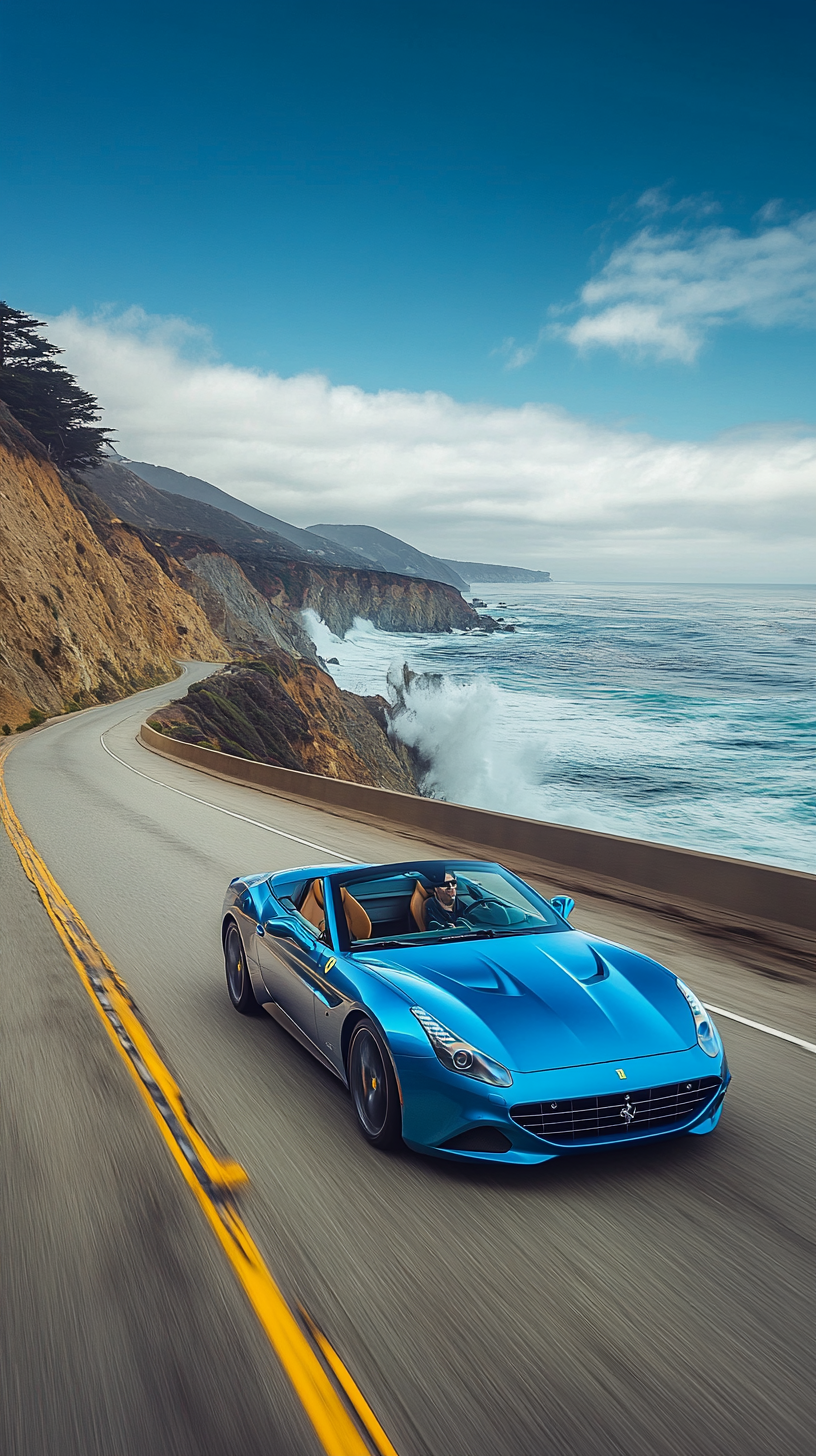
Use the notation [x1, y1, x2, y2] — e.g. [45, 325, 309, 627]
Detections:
[221, 859, 730, 1163]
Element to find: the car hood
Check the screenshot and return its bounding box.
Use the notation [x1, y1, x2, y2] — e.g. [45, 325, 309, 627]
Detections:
[361, 932, 694, 1072]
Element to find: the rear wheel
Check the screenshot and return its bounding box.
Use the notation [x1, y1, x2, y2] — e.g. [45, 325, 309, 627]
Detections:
[224, 923, 259, 1014]
[347, 1019, 401, 1149]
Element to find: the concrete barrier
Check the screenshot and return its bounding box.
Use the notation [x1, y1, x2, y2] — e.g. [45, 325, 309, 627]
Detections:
[138, 723, 816, 943]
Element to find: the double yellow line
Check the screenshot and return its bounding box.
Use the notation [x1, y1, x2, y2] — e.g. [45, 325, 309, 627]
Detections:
[0, 738, 398, 1456]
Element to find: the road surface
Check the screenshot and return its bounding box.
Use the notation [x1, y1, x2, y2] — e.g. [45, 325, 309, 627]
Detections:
[2, 666, 814, 1456]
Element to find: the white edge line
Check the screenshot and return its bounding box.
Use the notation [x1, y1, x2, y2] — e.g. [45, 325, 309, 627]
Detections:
[703, 1004, 816, 1055]
[101, 728, 814, 1057]
[99, 730, 358, 863]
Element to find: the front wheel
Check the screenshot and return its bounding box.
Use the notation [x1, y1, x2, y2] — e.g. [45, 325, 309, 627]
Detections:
[224, 923, 260, 1014]
[347, 1020, 402, 1150]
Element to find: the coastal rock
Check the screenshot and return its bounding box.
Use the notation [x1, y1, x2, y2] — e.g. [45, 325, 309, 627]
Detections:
[151, 654, 419, 793]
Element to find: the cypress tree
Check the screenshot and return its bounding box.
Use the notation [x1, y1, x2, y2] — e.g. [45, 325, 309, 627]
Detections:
[0, 302, 114, 470]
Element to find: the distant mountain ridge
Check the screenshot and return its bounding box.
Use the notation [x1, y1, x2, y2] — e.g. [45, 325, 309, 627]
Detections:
[120, 461, 550, 587]
[90, 459, 313, 557]
[83, 458, 485, 640]
[441, 559, 551, 584]
[306, 523, 468, 590]
[124, 461, 366, 568]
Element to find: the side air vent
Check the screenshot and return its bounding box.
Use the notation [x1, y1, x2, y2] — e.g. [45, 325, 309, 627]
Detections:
[442, 1127, 512, 1153]
[577, 947, 608, 984]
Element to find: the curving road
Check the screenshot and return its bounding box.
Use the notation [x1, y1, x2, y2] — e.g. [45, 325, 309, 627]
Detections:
[2, 666, 814, 1456]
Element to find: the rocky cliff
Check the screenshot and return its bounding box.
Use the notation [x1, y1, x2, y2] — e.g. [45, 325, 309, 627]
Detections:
[165, 541, 317, 660]
[220, 553, 484, 636]
[148, 655, 418, 793]
[0, 401, 226, 730]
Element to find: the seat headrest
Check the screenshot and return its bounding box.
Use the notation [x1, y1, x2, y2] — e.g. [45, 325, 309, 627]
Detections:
[299, 880, 326, 934]
[410, 879, 431, 931]
[340, 886, 372, 941]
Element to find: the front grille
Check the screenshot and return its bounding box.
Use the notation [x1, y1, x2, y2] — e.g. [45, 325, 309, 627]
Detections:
[510, 1076, 722, 1144]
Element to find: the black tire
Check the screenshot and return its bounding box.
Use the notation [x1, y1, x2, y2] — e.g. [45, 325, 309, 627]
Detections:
[224, 923, 260, 1015]
[347, 1019, 402, 1150]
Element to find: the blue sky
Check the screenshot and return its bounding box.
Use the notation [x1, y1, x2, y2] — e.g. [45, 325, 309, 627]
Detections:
[2, 1, 814, 576]
[4, 0, 814, 435]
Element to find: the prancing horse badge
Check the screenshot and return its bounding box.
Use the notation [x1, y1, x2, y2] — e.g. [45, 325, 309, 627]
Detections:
[616, 1068, 626, 1079]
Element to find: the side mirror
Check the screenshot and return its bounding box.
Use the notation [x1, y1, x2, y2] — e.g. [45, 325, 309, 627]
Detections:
[551, 895, 575, 921]
[265, 916, 317, 952]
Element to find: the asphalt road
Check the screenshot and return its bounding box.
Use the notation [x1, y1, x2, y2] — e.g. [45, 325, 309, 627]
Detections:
[2, 666, 814, 1456]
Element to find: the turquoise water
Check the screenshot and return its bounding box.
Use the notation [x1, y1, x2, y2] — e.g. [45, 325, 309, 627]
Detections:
[303, 583, 815, 872]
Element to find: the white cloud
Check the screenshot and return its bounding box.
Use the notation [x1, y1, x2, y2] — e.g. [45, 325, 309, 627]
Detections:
[48, 308, 815, 580]
[636, 188, 722, 219]
[560, 210, 816, 362]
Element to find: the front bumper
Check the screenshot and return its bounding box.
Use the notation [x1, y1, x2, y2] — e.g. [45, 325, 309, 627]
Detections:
[397, 1046, 731, 1164]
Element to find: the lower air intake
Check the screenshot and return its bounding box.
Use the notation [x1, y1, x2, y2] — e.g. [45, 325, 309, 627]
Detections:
[511, 1077, 721, 1144]
[442, 1127, 512, 1153]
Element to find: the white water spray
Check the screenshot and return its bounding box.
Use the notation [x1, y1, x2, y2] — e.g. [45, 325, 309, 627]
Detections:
[386, 667, 533, 811]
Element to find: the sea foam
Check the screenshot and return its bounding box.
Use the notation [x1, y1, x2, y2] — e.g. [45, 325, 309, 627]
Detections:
[300, 584, 815, 873]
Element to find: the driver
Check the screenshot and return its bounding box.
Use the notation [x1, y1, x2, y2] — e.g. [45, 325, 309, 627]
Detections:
[424, 869, 468, 932]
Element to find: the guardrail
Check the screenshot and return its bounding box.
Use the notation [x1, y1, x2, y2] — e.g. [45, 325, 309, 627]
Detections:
[138, 723, 816, 943]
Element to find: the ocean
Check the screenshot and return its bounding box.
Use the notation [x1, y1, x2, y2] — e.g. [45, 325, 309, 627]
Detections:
[302, 582, 815, 874]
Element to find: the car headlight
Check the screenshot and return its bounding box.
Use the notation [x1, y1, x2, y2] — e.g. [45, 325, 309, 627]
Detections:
[676, 978, 722, 1058]
[411, 1007, 513, 1087]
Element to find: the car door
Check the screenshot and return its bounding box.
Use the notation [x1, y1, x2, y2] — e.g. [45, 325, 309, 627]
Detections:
[255, 889, 330, 1046]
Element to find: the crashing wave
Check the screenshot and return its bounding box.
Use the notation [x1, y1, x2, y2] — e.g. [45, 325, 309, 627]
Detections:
[386, 663, 533, 812]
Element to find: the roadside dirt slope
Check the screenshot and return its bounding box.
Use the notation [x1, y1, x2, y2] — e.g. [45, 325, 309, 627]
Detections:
[0, 400, 226, 729]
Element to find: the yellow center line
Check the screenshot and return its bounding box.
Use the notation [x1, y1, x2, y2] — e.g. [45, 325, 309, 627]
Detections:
[0, 737, 397, 1456]
[301, 1308, 402, 1456]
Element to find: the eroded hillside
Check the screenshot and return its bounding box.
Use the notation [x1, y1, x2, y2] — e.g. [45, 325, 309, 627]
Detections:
[149, 655, 419, 792]
[0, 401, 225, 729]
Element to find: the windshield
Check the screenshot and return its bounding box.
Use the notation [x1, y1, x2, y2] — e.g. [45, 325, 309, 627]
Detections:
[335, 864, 562, 948]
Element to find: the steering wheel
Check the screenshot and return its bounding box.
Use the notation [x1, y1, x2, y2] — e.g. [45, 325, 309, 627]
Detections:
[465, 897, 526, 927]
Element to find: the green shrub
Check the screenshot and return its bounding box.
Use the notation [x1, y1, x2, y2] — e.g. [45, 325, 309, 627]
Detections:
[245, 659, 280, 680]
[2, 724, 10, 735]
[31, 648, 45, 669]
[16, 707, 47, 732]
[219, 736, 258, 761]
[168, 723, 205, 744]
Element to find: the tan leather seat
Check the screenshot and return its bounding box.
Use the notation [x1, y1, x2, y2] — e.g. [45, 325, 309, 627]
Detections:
[300, 880, 372, 942]
[341, 887, 372, 941]
[300, 879, 326, 935]
[410, 880, 431, 931]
